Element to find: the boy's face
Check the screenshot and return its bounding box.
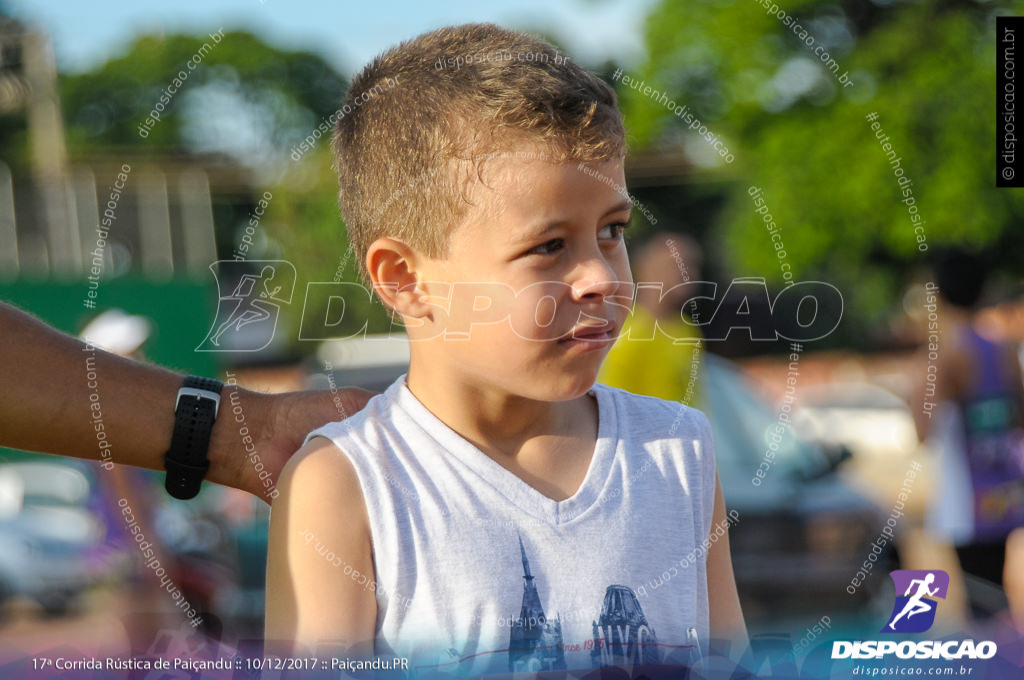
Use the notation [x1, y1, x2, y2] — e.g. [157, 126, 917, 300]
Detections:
[408, 150, 635, 402]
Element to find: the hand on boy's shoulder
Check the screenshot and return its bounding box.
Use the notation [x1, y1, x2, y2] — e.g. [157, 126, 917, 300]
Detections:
[238, 386, 374, 502]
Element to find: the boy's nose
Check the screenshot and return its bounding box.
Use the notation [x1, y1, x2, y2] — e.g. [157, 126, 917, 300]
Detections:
[570, 258, 624, 301]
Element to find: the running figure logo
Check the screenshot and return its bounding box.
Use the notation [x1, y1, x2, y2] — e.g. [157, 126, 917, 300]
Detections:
[882, 570, 949, 634]
[197, 261, 296, 352]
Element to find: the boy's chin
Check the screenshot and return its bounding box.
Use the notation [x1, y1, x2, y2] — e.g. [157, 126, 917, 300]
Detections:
[510, 368, 601, 403]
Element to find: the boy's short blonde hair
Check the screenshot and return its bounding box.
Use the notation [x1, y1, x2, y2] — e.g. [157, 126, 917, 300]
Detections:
[332, 23, 626, 282]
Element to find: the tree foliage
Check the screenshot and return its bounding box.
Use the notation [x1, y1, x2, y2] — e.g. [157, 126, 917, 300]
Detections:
[59, 30, 347, 159]
[619, 0, 1024, 334]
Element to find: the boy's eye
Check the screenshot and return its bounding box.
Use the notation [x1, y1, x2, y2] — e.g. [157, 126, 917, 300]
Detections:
[527, 238, 565, 256]
[599, 222, 630, 241]
[524, 222, 630, 257]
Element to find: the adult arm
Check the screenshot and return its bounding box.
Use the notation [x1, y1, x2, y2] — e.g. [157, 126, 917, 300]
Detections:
[0, 302, 373, 499]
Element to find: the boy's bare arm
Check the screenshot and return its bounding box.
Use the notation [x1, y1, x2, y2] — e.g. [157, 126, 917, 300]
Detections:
[706, 473, 749, 650]
[265, 438, 377, 656]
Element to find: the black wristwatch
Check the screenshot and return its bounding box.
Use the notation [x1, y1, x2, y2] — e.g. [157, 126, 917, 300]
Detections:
[164, 376, 223, 500]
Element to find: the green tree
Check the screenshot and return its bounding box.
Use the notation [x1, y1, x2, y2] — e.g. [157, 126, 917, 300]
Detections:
[58, 30, 392, 347]
[619, 0, 1024, 340]
[261, 146, 394, 343]
[60, 30, 347, 160]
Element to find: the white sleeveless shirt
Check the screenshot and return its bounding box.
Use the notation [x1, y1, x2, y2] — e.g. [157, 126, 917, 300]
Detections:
[304, 374, 717, 676]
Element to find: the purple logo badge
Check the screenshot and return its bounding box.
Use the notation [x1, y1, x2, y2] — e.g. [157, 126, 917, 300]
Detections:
[882, 570, 949, 634]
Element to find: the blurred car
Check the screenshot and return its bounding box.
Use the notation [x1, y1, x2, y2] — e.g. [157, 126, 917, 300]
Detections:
[702, 355, 893, 624]
[792, 382, 919, 460]
[0, 461, 109, 615]
[790, 381, 1017, 623]
[791, 381, 928, 516]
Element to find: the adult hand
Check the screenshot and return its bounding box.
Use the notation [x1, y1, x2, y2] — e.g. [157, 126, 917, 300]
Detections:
[210, 386, 375, 501]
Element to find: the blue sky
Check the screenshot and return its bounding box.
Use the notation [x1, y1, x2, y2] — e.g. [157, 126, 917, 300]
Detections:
[7, 0, 658, 75]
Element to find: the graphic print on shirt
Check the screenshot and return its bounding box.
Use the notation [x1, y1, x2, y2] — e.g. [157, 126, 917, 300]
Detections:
[508, 536, 567, 672]
[507, 537, 661, 671]
[589, 584, 660, 667]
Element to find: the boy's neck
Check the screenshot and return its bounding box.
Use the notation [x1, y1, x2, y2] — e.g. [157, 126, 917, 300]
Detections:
[404, 356, 594, 459]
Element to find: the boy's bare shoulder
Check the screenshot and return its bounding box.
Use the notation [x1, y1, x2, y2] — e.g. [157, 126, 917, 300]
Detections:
[266, 437, 375, 649]
[278, 436, 365, 513]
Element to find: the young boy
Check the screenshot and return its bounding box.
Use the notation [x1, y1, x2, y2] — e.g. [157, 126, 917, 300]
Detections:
[265, 23, 746, 676]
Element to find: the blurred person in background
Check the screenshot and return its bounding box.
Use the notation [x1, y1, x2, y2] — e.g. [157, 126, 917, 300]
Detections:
[974, 283, 1024, 630]
[600, 232, 705, 405]
[912, 249, 1024, 626]
[975, 284, 1024, 375]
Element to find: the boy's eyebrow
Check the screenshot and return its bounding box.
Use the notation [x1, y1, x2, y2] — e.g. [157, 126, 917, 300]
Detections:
[512, 199, 633, 245]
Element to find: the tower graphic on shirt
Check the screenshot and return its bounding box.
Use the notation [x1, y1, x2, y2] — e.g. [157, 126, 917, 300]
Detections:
[507, 536, 566, 673]
[590, 584, 660, 667]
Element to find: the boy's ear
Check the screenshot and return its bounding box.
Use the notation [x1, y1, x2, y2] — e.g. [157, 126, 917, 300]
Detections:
[366, 237, 433, 318]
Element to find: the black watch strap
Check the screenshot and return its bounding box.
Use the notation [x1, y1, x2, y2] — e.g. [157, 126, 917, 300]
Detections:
[164, 375, 223, 500]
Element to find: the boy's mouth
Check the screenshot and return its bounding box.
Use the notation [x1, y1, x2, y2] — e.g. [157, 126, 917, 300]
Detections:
[558, 320, 618, 348]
